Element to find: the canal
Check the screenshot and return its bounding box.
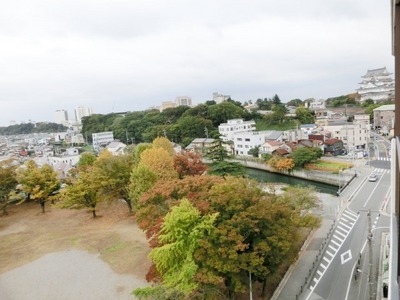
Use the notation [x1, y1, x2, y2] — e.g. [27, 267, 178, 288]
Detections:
[245, 167, 339, 195]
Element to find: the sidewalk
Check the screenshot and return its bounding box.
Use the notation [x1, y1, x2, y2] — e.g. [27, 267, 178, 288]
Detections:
[272, 160, 372, 300]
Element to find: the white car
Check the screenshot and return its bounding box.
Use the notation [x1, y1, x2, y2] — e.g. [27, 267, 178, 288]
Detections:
[368, 173, 378, 182]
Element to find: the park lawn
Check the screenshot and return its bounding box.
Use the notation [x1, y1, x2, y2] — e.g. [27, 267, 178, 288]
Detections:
[305, 159, 353, 173]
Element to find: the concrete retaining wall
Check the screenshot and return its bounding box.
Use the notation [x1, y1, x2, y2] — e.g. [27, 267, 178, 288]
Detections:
[231, 158, 355, 187]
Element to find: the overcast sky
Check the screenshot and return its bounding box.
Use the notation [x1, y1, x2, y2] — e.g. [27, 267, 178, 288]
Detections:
[0, 0, 394, 126]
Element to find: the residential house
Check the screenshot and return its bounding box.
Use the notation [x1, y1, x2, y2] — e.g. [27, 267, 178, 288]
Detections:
[282, 128, 303, 142]
[106, 141, 127, 155]
[260, 140, 284, 155]
[272, 148, 290, 157]
[324, 138, 345, 156]
[299, 124, 319, 138]
[185, 138, 217, 155]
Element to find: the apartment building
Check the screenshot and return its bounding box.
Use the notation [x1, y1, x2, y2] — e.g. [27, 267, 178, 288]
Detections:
[92, 131, 114, 151]
[323, 121, 370, 150]
[233, 130, 283, 156]
[218, 119, 256, 142]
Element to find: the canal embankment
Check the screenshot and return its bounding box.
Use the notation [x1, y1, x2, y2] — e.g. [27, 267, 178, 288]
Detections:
[229, 157, 357, 189]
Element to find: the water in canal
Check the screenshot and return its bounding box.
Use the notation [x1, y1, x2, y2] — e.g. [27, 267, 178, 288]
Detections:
[245, 167, 338, 195]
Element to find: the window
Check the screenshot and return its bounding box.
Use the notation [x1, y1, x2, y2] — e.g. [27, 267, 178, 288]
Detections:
[237, 138, 242, 141]
[245, 138, 250, 142]
[245, 145, 249, 148]
[237, 144, 243, 148]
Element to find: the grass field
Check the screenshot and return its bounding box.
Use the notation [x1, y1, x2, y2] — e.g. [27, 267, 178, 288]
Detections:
[305, 159, 353, 173]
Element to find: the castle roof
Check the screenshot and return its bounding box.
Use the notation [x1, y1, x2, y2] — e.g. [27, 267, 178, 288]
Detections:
[362, 67, 391, 78]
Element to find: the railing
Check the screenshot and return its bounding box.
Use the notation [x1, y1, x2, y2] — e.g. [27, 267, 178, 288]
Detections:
[389, 137, 400, 300]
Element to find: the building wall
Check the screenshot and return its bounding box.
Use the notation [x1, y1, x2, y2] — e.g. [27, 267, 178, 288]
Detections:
[74, 106, 93, 124]
[233, 131, 270, 156]
[323, 123, 370, 149]
[218, 119, 256, 142]
[55, 109, 68, 124]
[92, 131, 114, 151]
[175, 96, 192, 107]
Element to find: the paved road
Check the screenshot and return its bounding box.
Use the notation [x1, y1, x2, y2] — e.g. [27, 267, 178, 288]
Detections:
[273, 158, 391, 300]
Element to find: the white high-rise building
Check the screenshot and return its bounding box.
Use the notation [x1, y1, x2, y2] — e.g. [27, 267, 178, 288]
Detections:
[55, 109, 68, 125]
[175, 96, 192, 107]
[74, 106, 93, 124]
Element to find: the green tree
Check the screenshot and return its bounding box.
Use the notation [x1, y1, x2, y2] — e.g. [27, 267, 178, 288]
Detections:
[133, 199, 218, 298]
[59, 166, 103, 218]
[0, 160, 18, 215]
[295, 106, 315, 124]
[94, 151, 135, 213]
[17, 161, 60, 213]
[248, 146, 260, 158]
[207, 102, 246, 127]
[129, 165, 158, 212]
[78, 152, 97, 169]
[291, 147, 322, 168]
[286, 98, 303, 107]
[133, 143, 153, 164]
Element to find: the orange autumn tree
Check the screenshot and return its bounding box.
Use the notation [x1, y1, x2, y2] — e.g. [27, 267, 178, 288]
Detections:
[135, 175, 224, 247]
[173, 151, 208, 179]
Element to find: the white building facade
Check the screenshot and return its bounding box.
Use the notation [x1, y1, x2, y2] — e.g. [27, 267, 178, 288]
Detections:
[323, 122, 370, 150]
[233, 131, 283, 156]
[92, 131, 114, 151]
[54, 109, 69, 125]
[218, 119, 256, 142]
[175, 96, 192, 107]
[357, 67, 395, 103]
[213, 92, 231, 103]
[75, 106, 94, 124]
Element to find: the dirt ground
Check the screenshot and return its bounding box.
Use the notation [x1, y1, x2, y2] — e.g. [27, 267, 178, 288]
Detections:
[0, 200, 151, 299]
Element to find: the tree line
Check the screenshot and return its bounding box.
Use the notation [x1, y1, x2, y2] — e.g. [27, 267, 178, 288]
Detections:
[0, 137, 321, 299]
[0, 122, 67, 135]
[81, 95, 316, 147]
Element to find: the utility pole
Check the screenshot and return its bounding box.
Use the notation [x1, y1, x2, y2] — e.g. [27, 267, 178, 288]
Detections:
[204, 126, 209, 139]
[367, 209, 374, 300]
[249, 271, 253, 300]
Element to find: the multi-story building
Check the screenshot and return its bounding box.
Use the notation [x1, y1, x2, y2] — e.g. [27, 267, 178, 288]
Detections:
[373, 104, 395, 135]
[92, 131, 114, 151]
[233, 130, 283, 156]
[323, 121, 370, 151]
[74, 106, 94, 124]
[213, 92, 231, 103]
[54, 109, 68, 125]
[353, 114, 371, 126]
[218, 119, 256, 142]
[357, 67, 395, 103]
[175, 96, 192, 107]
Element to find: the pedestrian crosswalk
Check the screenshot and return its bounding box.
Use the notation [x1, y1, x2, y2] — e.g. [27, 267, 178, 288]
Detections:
[373, 168, 390, 174]
[376, 157, 391, 162]
[309, 209, 359, 291]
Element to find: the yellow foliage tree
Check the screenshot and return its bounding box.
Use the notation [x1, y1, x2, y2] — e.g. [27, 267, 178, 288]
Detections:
[152, 137, 175, 156]
[139, 148, 178, 181]
[274, 157, 295, 172]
